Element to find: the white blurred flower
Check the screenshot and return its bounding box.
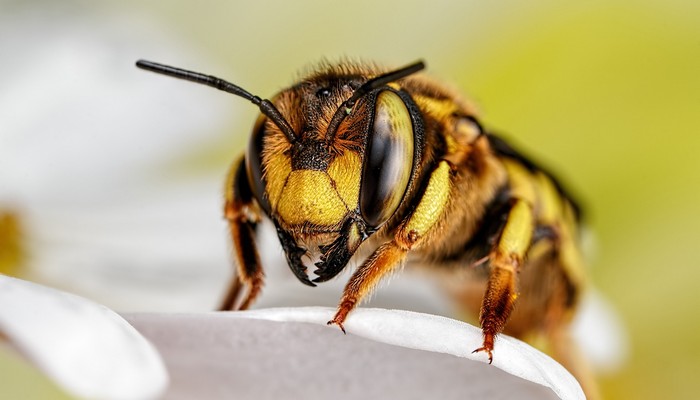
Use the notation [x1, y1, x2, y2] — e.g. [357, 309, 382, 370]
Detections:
[0, 5, 236, 311]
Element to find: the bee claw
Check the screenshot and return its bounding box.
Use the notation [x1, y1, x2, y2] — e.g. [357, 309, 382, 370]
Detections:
[327, 319, 346, 334]
[472, 346, 494, 364]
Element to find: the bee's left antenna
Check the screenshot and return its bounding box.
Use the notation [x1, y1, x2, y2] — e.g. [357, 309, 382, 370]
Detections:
[136, 60, 298, 143]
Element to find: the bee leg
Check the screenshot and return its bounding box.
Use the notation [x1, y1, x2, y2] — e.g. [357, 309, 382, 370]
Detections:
[473, 199, 534, 363]
[327, 240, 409, 332]
[219, 276, 243, 311]
[219, 156, 264, 311]
[329, 161, 454, 331]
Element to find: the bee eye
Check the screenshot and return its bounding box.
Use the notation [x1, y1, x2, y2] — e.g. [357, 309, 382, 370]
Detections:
[245, 115, 271, 213]
[360, 91, 414, 228]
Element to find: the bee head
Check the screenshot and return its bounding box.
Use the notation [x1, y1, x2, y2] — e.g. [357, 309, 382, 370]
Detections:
[245, 62, 425, 284]
[135, 59, 425, 285]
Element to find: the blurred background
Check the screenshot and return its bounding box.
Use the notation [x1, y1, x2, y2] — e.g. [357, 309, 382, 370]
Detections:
[1, 0, 699, 398]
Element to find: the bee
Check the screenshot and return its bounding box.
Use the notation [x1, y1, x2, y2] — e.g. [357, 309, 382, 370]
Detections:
[137, 59, 595, 396]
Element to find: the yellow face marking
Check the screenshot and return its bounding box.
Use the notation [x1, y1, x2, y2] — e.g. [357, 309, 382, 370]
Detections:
[327, 151, 362, 211]
[262, 148, 292, 211]
[276, 170, 348, 226]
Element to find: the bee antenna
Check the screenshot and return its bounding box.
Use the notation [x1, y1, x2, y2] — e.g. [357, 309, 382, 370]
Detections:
[136, 60, 298, 143]
[326, 60, 425, 141]
[347, 60, 425, 107]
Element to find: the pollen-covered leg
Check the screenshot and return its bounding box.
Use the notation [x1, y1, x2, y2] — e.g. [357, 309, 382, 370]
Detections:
[219, 157, 265, 311]
[328, 160, 453, 331]
[473, 199, 534, 363]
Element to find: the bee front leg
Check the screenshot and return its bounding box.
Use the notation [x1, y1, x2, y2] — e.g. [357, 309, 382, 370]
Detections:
[473, 199, 534, 363]
[328, 241, 409, 333]
[219, 156, 265, 311]
[329, 161, 454, 331]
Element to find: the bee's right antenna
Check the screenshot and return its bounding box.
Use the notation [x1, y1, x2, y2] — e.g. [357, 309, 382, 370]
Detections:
[325, 60, 425, 141]
[345, 60, 425, 108]
[136, 60, 298, 143]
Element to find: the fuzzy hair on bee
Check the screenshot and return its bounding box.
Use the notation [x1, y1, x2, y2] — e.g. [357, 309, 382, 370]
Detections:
[136, 59, 597, 398]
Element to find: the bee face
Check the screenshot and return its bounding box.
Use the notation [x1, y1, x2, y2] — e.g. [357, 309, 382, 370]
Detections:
[244, 73, 422, 281]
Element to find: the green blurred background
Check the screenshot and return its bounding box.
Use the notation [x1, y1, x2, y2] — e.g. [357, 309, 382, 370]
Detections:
[2, 0, 700, 398]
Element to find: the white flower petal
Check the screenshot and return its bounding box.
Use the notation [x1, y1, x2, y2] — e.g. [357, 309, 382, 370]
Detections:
[125, 312, 569, 399]
[236, 307, 585, 400]
[0, 275, 168, 400]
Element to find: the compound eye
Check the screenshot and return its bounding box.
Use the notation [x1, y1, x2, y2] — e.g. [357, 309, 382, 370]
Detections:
[245, 115, 271, 213]
[360, 91, 414, 228]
